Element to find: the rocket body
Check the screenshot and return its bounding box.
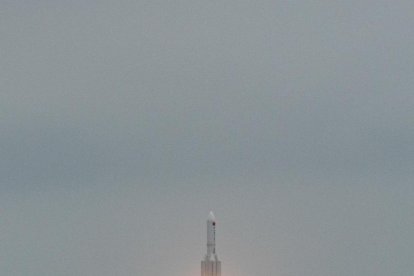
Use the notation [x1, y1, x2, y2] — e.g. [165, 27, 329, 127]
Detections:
[201, 212, 221, 276]
[207, 212, 216, 256]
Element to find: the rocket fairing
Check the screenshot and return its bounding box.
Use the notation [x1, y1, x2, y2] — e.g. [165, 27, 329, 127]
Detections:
[201, 211, 221, 276]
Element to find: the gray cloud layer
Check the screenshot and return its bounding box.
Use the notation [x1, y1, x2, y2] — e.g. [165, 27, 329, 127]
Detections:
[1, 1, 413, 275]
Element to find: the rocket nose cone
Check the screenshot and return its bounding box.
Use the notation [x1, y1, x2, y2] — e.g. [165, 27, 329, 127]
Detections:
[208, 211, 216, 222]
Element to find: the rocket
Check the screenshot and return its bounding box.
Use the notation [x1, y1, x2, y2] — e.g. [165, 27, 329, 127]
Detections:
[201, 211, 221, 276]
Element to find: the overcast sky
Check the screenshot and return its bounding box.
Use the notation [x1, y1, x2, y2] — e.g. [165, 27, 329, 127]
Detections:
[1, 1, 414, 276]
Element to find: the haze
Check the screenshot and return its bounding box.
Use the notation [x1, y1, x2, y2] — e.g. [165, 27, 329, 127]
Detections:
[1, 1, 413, 275]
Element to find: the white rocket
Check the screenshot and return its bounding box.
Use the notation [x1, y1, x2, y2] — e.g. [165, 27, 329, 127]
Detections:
[201, 211, 221, 276]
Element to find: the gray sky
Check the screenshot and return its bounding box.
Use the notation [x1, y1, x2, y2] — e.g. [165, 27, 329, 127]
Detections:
[1, 1, 414, 275]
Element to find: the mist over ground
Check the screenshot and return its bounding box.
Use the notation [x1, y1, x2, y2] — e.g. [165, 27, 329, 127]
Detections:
[1, 1, 413, 275]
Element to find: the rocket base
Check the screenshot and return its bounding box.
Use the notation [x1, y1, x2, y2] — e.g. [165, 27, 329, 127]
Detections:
[201, 260, 221, 276]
